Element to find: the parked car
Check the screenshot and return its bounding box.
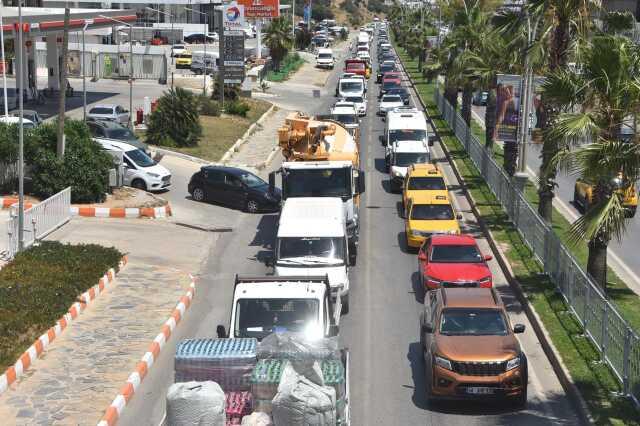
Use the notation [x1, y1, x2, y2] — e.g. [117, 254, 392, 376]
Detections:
[418, 234, 493, 290]
[10, 109, 43, 126]
[0, 116, 35, 129]
[88, 104, 130, 125]
[96, 139, 171, 191]
[184, 33, 217, 44]
[86, 118, 151, 156]
[188, 165, 281, 213]
[472, 91, 488, 106]
[420, 287, 527, 407]
[175, 52, 193, 69]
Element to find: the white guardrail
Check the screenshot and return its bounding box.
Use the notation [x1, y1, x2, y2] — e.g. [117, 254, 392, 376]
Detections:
[5, 187, 71, 259]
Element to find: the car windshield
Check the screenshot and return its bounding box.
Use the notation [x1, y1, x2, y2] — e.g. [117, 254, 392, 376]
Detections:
[383, 81, 400, 90]
[389, 129, 427, 144]
[234, 298, 319, 339]
[126, 149, 156, 168]
[408, 176, 446, 190]
[318, 53, 332, 59]
[105, 127, 137, 141]
[345, 96, 363, 103]
[278, 237, 345, 264]
[284, 168, 351, 198]
[380, 65, 394, 72]
[440, 308, 508, 336]
[176, 54, 192, 59]
[395, 152, 429, 167]
[410, 204, 454, 220]
[341, 81, 363, 92]
[347, 63, 365, 70]
[90, 107, 113, 115]
[333, 114, 358, 125]
[239, 172, 265, 188]
[431, 244, 482, 263]
[383, 95, 402, 103]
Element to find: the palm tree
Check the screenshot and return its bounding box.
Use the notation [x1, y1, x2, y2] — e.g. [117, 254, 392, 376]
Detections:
[546, 35, 640, 289]
[264, 17, 293, 71]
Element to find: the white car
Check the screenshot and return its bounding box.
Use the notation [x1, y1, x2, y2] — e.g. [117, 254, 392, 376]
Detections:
[88, 104, 130, 126]
[96, 139, 171, 192]
[357, 50, 371, 63]
[0, 116, 35, 129]
[171, 44, 186, 57]
[316, 48, 335, 69]
[341, 95, 366, 116]
[378, 94, 404, 116]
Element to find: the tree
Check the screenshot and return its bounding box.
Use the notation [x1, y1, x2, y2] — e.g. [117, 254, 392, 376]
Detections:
[146, 87, 202, 148]
[546, 35, 640, 289]
[56, 7, 70, 159]
[264, 16, 293, 71]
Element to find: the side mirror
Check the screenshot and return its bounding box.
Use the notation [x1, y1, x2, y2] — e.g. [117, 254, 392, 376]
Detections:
[328, 324, 339, 337]
[216, 325, 227, 338]
[268, 171, 276, 194]
[513, 324, 526, 334]
[418, 252, 427, 261]
[483, 254, 493, 262]
[428, 135, 438, 147]
[421, 323, 433, 334]
[357, 170, 366, 194]
[264, 254, 275, 268]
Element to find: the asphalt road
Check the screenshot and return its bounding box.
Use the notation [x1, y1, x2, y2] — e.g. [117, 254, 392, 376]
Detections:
[471, 103, 640, 290]
[117, 42, 580, 425]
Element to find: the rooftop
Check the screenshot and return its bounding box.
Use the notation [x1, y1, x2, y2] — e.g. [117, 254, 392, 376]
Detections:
[442, 288, 499, 308]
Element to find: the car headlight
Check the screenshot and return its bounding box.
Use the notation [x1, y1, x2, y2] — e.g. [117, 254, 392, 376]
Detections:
[435, 355, 452, 371]
[412, 230, 430, 238]
[147, 173, 160, 178]
[506, 356, 520, 371]
[392, 169, 404, 178]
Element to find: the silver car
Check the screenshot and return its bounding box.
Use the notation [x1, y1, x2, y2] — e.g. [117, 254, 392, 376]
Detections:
[88, 104, 130, 125]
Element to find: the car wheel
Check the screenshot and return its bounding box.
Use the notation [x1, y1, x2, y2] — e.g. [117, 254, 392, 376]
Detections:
[245, 199, 260, 213]
[572, 187, 580, 209]
[341, 294, 349, 315]
[192, 187, 205, 202]
[131, 179, 147, 191]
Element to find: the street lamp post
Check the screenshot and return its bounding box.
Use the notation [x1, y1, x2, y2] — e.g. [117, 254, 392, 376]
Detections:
[0, 3, 8, 118]
[185, 6, 209, 94]
[82, 22, 89, 121]
[17, 0, 24, 250]
[99, 15, 134, 128]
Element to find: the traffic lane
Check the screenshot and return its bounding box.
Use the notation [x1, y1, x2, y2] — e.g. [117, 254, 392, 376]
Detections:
[397, 57, 578, 423]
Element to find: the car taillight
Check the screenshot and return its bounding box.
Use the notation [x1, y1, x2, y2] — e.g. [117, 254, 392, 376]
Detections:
[479, 277, 492, 288]
[425, 276, 441, 289]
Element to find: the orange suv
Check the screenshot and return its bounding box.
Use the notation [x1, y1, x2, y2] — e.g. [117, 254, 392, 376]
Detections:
[419, 287, 528, 407]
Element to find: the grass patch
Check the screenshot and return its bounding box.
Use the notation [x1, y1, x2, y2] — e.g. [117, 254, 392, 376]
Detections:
[266, 53, 305, 82]
[396, 46, 640, 425]
[0, 241, 123, 371]
[150, 98, 271, 162]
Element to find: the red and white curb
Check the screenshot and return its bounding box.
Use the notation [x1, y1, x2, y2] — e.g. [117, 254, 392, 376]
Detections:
[98, 275, 196, 426]
[0, 197, 32, 210]
[0, 256, 128, 395]
[1, 197, 172, 219]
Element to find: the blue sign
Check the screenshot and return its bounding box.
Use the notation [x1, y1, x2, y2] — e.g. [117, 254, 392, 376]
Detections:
[304, 4, 311, 22]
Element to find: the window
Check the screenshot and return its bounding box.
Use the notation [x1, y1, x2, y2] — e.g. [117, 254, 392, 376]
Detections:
[388, 129, 427, 144]
[410, 204, 454, 220]
[126, 149, 155, 168]
[105, 127, 136, 141]
[238, 172, 265, 188]
[394, 152, 429, 167]
[383, 95, 402, 103]
[431, 245, 482, 263]
[234, 298, 319, 339]
[89, 107, 114, 115]
[284, 168, 351, 198]
[408, 177, 446, 190]
[205, 169, 225, 183]
[226, 174, 243, 188]
[278, 237, 345, 265]
[440, 308, 508, 336]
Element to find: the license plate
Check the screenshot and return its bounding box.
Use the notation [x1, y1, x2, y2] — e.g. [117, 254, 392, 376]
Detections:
[466, 387, 495, 395]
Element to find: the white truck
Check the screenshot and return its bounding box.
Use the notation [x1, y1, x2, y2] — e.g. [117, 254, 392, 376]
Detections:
[316, 48, 335, 69]
[269, 161, 365, 267]
[269, 197, 352, 313]
[216, 275, 341, 340]
[386, 139, 432, 192]
[337, 77, 365, 99]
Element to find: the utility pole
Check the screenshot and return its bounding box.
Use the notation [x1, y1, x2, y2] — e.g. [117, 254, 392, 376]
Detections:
[82, 22, 88, 121]
[56, 6, 71, 159]
[0, 3, 8, 118]
[218, 8, 225, 107]
[17, 0, 24, 250]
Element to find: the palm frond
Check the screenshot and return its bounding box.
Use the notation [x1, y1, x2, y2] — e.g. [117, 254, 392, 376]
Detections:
[567, 190, 628, 245]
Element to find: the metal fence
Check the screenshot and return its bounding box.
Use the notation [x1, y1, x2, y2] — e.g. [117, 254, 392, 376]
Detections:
[96, 52, 168, 81]
[433, 87, 640, 407]
[6, 187, 71, 260]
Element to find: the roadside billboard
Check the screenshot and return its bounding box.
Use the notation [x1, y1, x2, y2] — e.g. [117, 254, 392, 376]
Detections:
[237, 0, 280, 18]
[495, 74, 522, 144]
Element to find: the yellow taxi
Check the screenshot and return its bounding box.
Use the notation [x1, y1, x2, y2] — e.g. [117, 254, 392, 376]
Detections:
[175, 53, 193, 69]
[402, 163, 447, 210]
[574, 175, 637, 217]
[405, 192, 461, 249]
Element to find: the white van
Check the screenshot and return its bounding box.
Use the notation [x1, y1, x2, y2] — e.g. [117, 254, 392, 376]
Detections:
[274, 197, 352, 312]
[96, 139, 171, 192]
[190, 51, 219, 74]
[315, 48, 335, 69]
[384, 107, 429, 148]
[338, 77, 365, 99]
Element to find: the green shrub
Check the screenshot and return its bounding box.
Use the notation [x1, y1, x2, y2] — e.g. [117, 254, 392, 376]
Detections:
[23, 120, 112, 203]
[0, 241, 123, 370]
[146, 87, 202, 147]
[225, 100, 251, 117]
[212, 81, 240, 102]
[199, 96, 221, 116]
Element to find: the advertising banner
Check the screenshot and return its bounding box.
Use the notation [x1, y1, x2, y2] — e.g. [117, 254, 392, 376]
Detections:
[495, 74, 522, 143]
[237, 0, 280, 18]
[223, 2, 245, 31]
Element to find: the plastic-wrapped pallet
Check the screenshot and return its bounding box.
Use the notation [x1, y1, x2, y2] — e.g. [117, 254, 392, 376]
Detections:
[251, 359, 285, 400]
[175, 339, 257, 392]
[166, 381, 226, 426]
[321, 360, 345, 401]
[272, 363, 337, 426]
[241, 412, 273, 426]
[226, 391, 253, 422]
[258, 332, 340, 361]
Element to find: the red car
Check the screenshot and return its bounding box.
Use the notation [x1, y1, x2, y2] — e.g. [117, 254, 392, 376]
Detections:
[418, 234, 493, 290]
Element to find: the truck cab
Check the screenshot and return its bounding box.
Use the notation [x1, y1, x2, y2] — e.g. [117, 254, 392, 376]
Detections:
[270, 161, 365, 264]
[330, 101, 360, 132]
[220, 275, 340, 341]
[272, 197, 352, 312]
[386, 140, 431, 192]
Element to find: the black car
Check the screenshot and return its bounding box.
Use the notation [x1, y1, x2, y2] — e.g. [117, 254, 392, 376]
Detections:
[188, 166, 281, 213]
[86, 118, 152, 156]
[378, 53, 396, 64]
[376, 63, 396, 83]
[184, 33, 216, 44]
[386, 87, 410, 105]
[472, 91, 489, 106]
